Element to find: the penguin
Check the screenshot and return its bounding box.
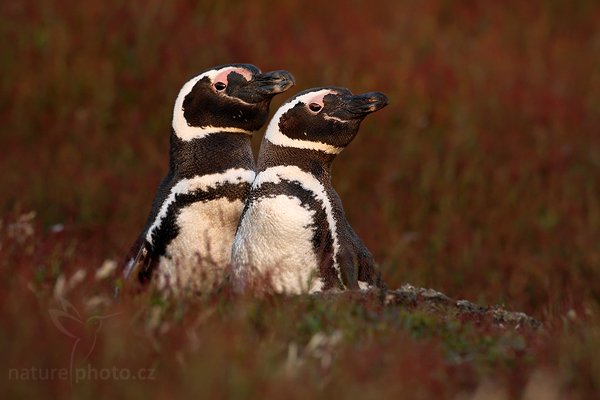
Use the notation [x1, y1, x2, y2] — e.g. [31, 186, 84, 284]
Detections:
[123, 64, 295, 294]
[231, 87, 388, 294]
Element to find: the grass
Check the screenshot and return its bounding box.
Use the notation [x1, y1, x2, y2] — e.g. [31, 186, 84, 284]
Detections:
[1, 0, 600, 398]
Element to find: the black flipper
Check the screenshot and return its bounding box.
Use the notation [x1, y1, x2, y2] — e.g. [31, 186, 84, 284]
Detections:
[346, 224, 386, 289]
[122, 235, 156, 286]
[329, 189, 386, 290]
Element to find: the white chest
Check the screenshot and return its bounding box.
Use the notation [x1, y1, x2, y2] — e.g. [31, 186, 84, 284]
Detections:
[232, 194, 323, 294]
[156, 197, 244, 292]
[146, 167, 255, 293]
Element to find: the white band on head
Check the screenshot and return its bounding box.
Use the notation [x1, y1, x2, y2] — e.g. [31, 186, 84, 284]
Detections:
[264, 89, 344, 154]
[172, 67, 254, 141]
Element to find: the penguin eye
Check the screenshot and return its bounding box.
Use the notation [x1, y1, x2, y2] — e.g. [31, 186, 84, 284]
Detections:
[214, 82, 227, 91]
[308, 103, 322, 113]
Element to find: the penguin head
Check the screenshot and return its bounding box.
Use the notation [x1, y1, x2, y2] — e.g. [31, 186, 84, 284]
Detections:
[264, 87, 388, 154]
[173, 64, 295, 141]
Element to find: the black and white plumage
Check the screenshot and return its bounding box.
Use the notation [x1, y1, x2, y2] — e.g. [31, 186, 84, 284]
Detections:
[231, 87, 388, 293]
[124, 64, 295, 293]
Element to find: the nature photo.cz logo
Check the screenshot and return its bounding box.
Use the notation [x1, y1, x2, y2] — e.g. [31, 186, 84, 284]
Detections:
[8, 297, 155, 384]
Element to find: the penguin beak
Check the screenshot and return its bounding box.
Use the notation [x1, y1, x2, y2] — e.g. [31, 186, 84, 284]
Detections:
[344, 92, 389, 116]
[251, 70, 296, 96]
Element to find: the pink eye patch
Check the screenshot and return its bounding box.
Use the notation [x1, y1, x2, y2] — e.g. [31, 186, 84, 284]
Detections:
[305, 92, 328, 109]
[213, 67, 253, 85]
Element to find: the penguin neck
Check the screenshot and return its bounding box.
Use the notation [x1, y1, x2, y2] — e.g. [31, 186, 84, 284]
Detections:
[257, 140, 336, 182]
[169, 130, 255, 177]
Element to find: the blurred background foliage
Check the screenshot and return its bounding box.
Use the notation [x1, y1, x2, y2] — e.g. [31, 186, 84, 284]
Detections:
[3, 0, 598, 311]
[1, 0, 600, 396]
[0, 0, 600, 310]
